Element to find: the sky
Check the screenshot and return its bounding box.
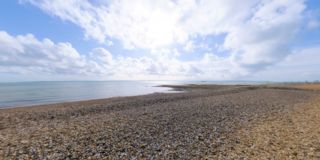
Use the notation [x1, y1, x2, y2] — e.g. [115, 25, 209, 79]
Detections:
[0, 0, 319, 82]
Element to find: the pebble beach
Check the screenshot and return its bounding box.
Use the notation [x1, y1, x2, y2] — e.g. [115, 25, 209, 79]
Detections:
[1, 84, 320, 159]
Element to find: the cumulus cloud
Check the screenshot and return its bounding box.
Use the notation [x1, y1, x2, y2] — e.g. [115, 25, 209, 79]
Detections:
[250, 46, 320, 81]
[0, 31, 91, 74]
[0, 31, 244, 80]
[22, 0, 254, 49]
[2, 0, 317, 81]
[23, 0, 307, 71]
[1, 30, 318, 81]
[226, 0, 305, 68]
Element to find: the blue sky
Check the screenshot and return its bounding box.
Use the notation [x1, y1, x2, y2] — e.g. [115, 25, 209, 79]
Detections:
[0, 0, 319, 82]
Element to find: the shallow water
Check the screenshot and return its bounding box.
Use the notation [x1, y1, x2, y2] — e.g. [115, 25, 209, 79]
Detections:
[0, 80, 268, 108]
[0, 81, 182, 108]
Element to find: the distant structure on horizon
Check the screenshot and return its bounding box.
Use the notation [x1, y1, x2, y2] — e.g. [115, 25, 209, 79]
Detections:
[304, 80, 320, 84]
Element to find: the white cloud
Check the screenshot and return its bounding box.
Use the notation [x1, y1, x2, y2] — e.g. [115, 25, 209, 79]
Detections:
[23, 0, 256, 49]
[183, 40, 195, 52]
[89, 48, 113, 65]
[23, 0, 307, 70]
[0, 31, 244, 80]
[307, 19, 320, 30]
[225, 0, 305, 69]
[1, 30, 319, 81]
[251, 46, 320, 81]
[4, 0, 317, 81]
[0, 31, 103, 75]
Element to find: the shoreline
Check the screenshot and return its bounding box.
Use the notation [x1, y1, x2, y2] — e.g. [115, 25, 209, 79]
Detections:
[0, 92, 175, 111]
[0, 81, 178, 110]
[0, 84, 274, 110]
[0, 84, 254, 110]
[1, 84, 320, 159]
[2, 83, 319, 110]
[0, 85, 181, 110]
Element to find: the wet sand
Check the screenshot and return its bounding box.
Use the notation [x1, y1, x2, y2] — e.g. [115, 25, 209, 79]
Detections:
[1, 84, 320, 159]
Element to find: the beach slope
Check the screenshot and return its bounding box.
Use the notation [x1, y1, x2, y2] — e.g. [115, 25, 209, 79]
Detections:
[1, 84, 320, 159]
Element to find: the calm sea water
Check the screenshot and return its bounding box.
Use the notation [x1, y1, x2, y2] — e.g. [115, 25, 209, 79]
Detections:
[0, 81, 183, 108]
[0, 80, 268, 108]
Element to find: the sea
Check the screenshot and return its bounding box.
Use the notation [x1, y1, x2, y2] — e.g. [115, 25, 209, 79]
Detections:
[0, 81, 267, 108]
